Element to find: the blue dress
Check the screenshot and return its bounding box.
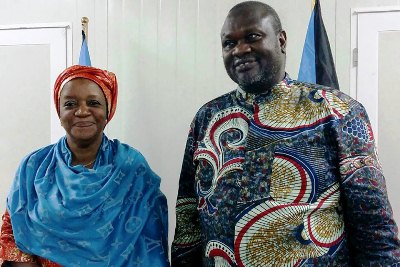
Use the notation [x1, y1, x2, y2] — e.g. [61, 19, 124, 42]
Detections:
[7, 135, 169, 266]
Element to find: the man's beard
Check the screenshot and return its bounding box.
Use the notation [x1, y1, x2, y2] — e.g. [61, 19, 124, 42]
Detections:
[236, 65, 279, 94]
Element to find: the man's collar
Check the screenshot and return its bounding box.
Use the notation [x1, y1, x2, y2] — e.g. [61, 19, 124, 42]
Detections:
[235, 73, 292, 99]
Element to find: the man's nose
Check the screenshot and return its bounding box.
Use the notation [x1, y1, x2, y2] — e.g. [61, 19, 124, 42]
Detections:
[232, 42, 251, 57]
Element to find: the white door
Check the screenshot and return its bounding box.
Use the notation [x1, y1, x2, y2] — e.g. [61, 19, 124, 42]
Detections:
[0, 24, 72, 214]
[351, 7, 400, 232]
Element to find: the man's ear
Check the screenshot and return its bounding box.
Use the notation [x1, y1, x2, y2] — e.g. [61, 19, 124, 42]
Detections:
[279, 30, 287, 54]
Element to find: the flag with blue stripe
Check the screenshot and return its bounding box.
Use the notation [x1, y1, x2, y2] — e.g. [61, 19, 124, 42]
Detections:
[298, 0, 339, 89]
[79, 30, 92, 66]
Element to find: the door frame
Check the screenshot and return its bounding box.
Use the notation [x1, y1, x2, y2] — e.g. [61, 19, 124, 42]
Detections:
[350, 6, 400, 142]
[0, 22, 72, 142]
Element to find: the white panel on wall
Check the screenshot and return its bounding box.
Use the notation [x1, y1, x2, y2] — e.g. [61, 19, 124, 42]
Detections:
[215, 0, 242, 93]
[176, 0, 198, 107]
[196, 0, 217, 102]
[137, 0, 161, 154]
[0, 45, 50, 214]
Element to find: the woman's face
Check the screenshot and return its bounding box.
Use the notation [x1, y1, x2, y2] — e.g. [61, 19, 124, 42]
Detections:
[59, 78, 107, 146]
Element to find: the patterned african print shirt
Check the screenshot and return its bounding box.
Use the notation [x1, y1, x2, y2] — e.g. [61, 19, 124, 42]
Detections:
[172, 76, 400, 267]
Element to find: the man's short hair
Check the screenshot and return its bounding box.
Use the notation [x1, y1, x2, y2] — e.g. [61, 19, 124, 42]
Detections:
[229, 1, 283, 33]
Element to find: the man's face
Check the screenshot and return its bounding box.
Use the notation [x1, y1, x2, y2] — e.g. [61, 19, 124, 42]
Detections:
[221, 10, 287, 93]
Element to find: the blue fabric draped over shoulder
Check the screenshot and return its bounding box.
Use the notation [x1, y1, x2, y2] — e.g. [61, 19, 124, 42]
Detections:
[7, 135, 169, 266]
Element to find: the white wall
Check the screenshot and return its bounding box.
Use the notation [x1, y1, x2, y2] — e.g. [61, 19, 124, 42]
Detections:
[1, 0, 399, 249]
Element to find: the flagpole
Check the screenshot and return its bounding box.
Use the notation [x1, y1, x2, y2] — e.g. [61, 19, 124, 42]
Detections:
[81, 17, 89, 43]
[79, 17, 92, 66]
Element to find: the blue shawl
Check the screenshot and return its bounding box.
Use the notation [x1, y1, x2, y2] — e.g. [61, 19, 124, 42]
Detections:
[7, 135, 169, 266]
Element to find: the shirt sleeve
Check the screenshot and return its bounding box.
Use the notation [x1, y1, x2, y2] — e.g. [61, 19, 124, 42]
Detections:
[0, 210, 38, 264]
[336, 100, 400, 265]
[171, 119, 205, 267]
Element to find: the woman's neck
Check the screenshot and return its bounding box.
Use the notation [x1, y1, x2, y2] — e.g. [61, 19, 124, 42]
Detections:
[67, 136, 102, 167]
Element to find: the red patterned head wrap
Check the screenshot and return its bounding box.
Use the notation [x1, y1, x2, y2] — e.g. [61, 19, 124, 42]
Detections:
[54, 65, 118, 122]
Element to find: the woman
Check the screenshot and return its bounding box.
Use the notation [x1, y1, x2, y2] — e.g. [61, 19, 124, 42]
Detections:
[0, 65, 169, 266]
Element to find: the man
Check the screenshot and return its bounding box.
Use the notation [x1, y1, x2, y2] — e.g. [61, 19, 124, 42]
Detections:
[172, 1, 400, 266]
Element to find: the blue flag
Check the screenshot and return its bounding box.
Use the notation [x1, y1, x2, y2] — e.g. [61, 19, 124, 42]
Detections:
[79, 30, 92, 66]
[298, 0, 339, 89]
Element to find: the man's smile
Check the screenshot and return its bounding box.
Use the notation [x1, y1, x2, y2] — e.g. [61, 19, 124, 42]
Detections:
[234, 58, 258, 72]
